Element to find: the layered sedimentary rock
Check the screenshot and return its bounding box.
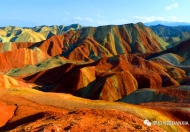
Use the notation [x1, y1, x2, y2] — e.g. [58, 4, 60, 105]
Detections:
[0, 24, 82, 42]
[150, 24, 190, 43]
[0, 87, 188, 132]
[22, 54, 180, 101]
[0, 74, 31, 88]
[1, 23, 190, 131]
[0, 48, 48, 72]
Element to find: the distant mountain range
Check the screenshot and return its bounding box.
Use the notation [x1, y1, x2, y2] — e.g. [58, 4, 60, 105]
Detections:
[0, 24, 82, 42]
[1, 22, 190, 46]
[149, 24, 190, 43]
[144, 21, 190, 26]
[1, 22, 190, 131]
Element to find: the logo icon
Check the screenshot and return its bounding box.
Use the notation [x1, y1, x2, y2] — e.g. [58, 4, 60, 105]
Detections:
[144, 119, 152, 126]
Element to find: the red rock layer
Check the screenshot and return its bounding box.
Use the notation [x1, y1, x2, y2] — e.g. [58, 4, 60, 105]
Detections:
[0, 42, 35, 53]
[0, 100, 16, 127]
[66, 37, 111, 61]
[141, 102, 190, 131]
[23, 54, 179, 101]
[36, 35, 64, 56]
[0, 92, 164, 132]
[0, 48, 48, 72]
[29, 30, 81, 57]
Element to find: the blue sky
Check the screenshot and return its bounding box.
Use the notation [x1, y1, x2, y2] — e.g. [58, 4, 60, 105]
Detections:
[0, 0, 189, 27]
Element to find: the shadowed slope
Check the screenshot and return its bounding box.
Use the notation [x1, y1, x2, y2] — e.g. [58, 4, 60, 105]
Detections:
[5, 56, 68, 77]
[29, 35, 64, 57]
[0, 23, 190, 131]
[59, 23, 168, 61]
[0, 87, 188, 132]
[22, 54, 180, 101]
[145, 38, 190, 84]
[0, 23, 169, 67]
[146, 39, 190, 60]
[120, 86, 190, 104]
[23, 61, 138, 101]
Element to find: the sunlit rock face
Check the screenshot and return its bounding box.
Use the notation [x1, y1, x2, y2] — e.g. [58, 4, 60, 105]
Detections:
[0, 23, 190, 131]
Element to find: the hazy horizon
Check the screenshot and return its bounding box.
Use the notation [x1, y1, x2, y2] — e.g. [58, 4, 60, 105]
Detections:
[1, 0, 190, 27]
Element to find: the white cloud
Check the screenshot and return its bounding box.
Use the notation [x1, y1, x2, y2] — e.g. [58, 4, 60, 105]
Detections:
[65, 12, 70, 15]
[96, 14, 104, 18]
[165, 3, 178, 10]
[165, 6, 172, 10]
[63, 18, 69, 21]
[72, 17, 93, 22]
[84, 18, 92, 22]
[168, 16, 178, 21]
[132, 15, 184, 23]
[173, 3, 178, 7]
[133, 16, 164, 22]
[167, 16, 183, 22]
[73, 17, 83, 21]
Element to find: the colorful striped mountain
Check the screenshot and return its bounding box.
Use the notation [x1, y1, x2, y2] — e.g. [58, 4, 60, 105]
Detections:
[0, 23, 190, 131]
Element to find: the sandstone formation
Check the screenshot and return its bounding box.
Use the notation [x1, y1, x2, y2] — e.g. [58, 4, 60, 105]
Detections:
[0, 23, 190, 131]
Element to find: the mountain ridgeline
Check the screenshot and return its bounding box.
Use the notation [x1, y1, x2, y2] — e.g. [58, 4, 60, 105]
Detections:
[0, 24, 82, 42]
[1, 22, 190, 131]
[150, 24, 190, 44]
[0, 22, 189, 99]
[60, 22, 168, 61]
